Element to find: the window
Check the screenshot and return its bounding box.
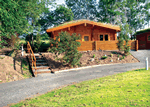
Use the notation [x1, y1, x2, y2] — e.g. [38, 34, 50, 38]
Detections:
[84, 36, 89, 41]
[100, 35, 103, 41]
[148, 35, 150, 41]
[105, 35, 108, 41]
[78, 34, 82, 40]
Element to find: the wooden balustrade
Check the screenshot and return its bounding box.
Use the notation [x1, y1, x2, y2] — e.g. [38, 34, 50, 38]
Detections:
[78, 40, 138, 51]
[27, 42, 37, 75]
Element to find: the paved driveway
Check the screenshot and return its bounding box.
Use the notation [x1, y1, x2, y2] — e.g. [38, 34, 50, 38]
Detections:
[130, 50, 150, 64]
[0, 50, 150, 107]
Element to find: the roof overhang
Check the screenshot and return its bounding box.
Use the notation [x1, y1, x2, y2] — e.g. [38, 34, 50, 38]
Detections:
[46, 20, 121, 33]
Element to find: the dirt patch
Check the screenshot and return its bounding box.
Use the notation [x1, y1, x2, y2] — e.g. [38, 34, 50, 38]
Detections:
[0, 48, 13, 55]
[0, 50, 32, 84]
[42, 50, 139, 72]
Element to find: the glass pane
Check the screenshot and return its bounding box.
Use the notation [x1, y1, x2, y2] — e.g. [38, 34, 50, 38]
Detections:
[78, 34, 82, 40]
[148, 36, 150, 41]
[105, 35, 108, 41]
[84, 36, 89, 41]
[100, 35, 103, 41]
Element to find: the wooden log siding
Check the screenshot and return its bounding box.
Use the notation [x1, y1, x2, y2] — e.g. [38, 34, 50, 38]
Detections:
[78, 40, 137, 51]
[78, 41, 95, 51]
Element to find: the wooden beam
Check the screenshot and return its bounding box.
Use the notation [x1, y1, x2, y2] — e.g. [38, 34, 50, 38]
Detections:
[52, 31, 54, 35]
[68, 27, 70, 31]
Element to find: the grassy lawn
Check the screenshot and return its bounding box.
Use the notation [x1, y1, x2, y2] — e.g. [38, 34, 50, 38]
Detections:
[10, 68, 150, 107]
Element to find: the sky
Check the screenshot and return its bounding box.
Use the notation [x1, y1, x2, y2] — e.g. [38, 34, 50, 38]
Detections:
[56, 0, 65, 5]
[54, 0, 149, 30]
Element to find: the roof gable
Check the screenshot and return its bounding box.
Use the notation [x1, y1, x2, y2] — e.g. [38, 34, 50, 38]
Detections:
[134, 28, 150, 36]
[46, 20, 121, 33]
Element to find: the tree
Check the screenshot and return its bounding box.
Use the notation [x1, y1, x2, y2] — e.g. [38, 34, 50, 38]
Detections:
[65, 0, 97, 20]
[117, 33, 124, 51]
[143, 0, 150, 27]
[97, 0, 123, 24]
[39, 5, 74, 31]
[35, 34, 42, 52]
[49, 31, 82, 67]
[0, 0, 55, 48]
[40, 33, 50, 40]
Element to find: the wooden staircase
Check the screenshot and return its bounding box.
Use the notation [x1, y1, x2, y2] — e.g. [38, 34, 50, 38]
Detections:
[27, 42, 51, 76]
[32, 55, 51, 74]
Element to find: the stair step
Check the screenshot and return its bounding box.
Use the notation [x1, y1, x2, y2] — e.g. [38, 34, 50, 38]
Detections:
[34, 54, 40, 56]
[33, 69, 51, 73]
[32, 66, 49, 69]
[30, 62, 47, 66]
[36, 60, 45, 62]
[31, 62, 47, 64]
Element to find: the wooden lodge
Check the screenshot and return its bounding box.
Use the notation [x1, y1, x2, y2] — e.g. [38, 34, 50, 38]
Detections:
[46, 20, 138, 51]
[134, 28, 150, 50]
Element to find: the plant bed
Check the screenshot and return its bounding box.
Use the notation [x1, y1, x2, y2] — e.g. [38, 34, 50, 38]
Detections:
[42, 50, 139, 72]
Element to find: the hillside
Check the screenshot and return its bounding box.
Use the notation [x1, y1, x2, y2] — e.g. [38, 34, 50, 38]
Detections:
[0, 48, 32, 83]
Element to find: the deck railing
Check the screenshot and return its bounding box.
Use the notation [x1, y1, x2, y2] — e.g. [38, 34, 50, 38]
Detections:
[27, 42, 37, 75]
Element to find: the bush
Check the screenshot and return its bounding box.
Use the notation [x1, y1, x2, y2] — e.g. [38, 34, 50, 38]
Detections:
[123, 56, 125, 59]
[111, 54, 113, 57]
[124, 40, 130, 56]
[49, 31, 82, 67]
[102, 56, 107, 59]
[34, 34, 41, 52]
[117, 35, 124, 51]
[117, 54, 120, 57]
[93, 54, 95, 58]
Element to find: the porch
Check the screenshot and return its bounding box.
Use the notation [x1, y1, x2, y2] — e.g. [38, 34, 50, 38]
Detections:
[77, 40, 138, 51]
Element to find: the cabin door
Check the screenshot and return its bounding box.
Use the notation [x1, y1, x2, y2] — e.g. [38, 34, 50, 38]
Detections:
[147, 34, 150, 49]
[138, 35, 146, 49]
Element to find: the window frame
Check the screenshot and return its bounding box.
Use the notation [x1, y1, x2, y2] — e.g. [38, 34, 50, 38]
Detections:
[104, 34, 108, 41]
[84, 36, 89, 41]
[148, 35, 150, 41]
[99, 35, 103, 41]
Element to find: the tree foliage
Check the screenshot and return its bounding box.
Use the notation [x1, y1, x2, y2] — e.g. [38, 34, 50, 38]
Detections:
[0, 0, 54, 48]
[39, 5, 74, 31]
[49, 31, 82, 67]
[65, 0, 97, 20]
[35, 34, 42, 52]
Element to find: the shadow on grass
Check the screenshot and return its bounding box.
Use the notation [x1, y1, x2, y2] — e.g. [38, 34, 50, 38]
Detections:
[26, 56, 35, 77]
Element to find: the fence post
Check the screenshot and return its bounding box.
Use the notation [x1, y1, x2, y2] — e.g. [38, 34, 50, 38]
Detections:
[21, 43, 24, 56]
[146, 57, 149, 70]
[95, 41, 97, 51]
[136, 40, 138, 51]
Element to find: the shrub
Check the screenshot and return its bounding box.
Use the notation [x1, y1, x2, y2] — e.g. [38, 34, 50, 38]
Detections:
[124, 40, 130, 56]
[117, 54, 120, 57]
[34, 34, 41, 52]
[101, 56, 107, 59]
[117, 34, 124, 51]
[123, 56, 125, 59]
[49, 31, 82, 67]
[111, 54, 113, 57]
[93, 54, 95, 58]
[112, 52, 117, 54]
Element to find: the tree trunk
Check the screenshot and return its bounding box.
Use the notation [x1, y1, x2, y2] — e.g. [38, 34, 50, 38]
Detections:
[32, 34, 33, 47]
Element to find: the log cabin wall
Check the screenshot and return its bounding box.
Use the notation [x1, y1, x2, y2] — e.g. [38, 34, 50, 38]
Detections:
[52, 24, 117, 42]
[92, 26, 116, 41]
[136, 32, 150, 49]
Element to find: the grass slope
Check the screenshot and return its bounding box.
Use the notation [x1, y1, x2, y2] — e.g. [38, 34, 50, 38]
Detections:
[11, 68, 150, 107]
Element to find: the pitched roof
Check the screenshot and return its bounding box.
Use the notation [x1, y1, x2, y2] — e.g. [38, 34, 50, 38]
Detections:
[46, 20, 121, 33]
[134, 28, 150, 36]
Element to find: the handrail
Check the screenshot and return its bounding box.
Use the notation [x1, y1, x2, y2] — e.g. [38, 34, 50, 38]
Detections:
[27, 42, 37, 75]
